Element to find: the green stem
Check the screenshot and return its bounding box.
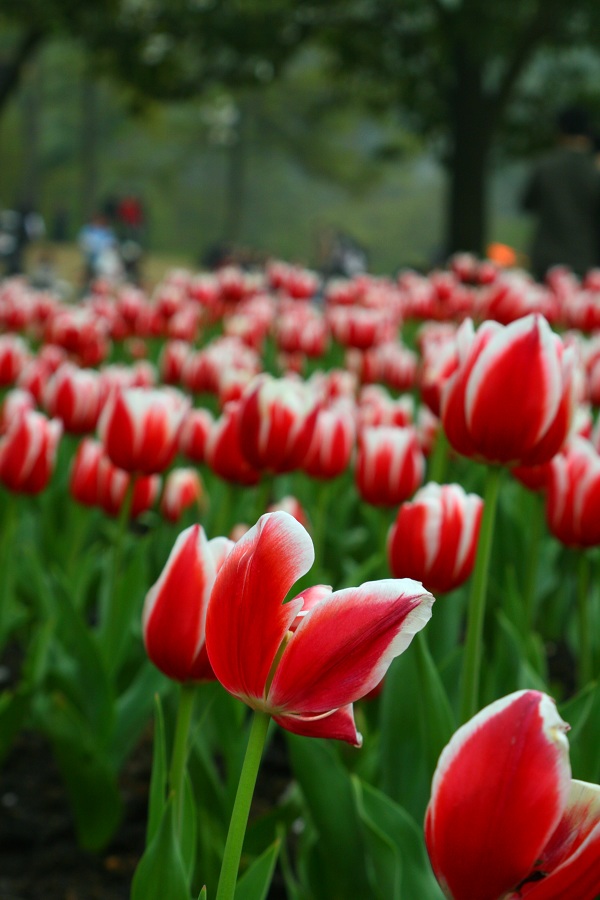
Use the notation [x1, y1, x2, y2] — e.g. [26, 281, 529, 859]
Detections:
[169, 683, 196, 838]
[254, 474, 273, 521]
[312, 478, 334, 580]
[210, 477, 233, 539]
[98, 475, 136, 657]
[459, 465, 502, 723]
[216, 710, 270, 900]
[427, 427, 449, 485]
[577, 553, 593, 688]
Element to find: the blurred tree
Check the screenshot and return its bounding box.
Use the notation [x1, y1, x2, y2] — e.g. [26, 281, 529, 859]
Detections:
[311, 0, 600, 255]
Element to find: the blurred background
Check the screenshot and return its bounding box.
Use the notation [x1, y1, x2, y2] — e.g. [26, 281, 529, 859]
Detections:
[2, 0, 600, 280]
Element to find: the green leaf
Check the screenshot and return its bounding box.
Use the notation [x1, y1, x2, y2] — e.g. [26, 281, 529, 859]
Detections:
[38, 693, 122, 851]
[51, 575, 116, 742]
[411, 633, 456, 779]
[353, 778, 444, 899]
[131, 798, 191, 900]
[112, 660, 165, 769]
[197, 888, 207, 900]
[564, 679, 600, 782]
[181, 771, 197, 881]
[287, 735, 371, 900]
[379, 652, 429, 820]
[147, 694, 168, 845]
[235, 839, 280, 900]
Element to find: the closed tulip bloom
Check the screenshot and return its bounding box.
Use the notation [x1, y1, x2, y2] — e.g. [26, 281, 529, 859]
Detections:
[160, 468, 204, 523]
[355, 425, 425, 507]
[70, 437, 104, 506]
[387, 483, 483, 593]
[328, 305, 394, 350]
[238, 375, 319, 474]
[302, 400, 356, 479]
[0, 335, 29, 386]
[98, 386, 189, 474]
[274, 306, 328, 357]
[205, 511, 434, 745]
[266, 495, 309, 529]
[0, 389, 35, 433]
[545, 437, 600, 547]
[178, 407, 214, 464]
[43, 363, 103, 434]
[96, 453, 160, 519]
[0, 409, 62, 494]
[143, 525, 234, 682]
[159, 340, 191, 385]
[205, 401, 261, 486]
[425, 690, 600, 900]
[441, 315, 576, 466]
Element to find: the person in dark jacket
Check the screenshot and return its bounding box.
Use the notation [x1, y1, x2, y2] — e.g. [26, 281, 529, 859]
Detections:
[522, 106, 600, 281]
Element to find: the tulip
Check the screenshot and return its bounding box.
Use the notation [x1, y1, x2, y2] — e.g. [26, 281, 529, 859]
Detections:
[425, 689, 600, 900]
[355, 425, 425, 507]
[160, 468, 204, 523]
[266, 495, 309, 529]
[98, 386, 189, 474]
[0, 334, 29, 387]
[274, 305, 328, 357]
[178, 407, 214, 464]
[0, 389, 35, 434]
[237, 374, 319, 474]
[204, 402, 261, 486]
[43, 363, 103, 434]
[142, 524, 234, 683]
[0, 409, 62, 494]
[328, 305, 394, 350]
[96, 453, 160, 519]
[302, 400, 356, 480]
[70, 437, 104, 507]
[205, 510, 434, 746]
[388, 483, 483, 593]
[545, 436, 600, 547]
[159, 340, 192, 385]
[441, 315, 576, 467]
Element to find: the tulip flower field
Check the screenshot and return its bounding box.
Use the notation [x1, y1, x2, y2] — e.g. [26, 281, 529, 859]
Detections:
[0, 254, 599, 899]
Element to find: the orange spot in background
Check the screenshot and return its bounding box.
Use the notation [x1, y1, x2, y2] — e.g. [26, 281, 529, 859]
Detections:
[487, 243, 517, 267]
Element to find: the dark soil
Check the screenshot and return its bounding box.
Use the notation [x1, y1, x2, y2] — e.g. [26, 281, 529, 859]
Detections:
[0, 726, 292, 900]
[0, 729, 150, 900]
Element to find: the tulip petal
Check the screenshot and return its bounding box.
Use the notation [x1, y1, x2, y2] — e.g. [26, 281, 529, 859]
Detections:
[273, 704, 362, 747]
[514, 780, 600, 900]
[424, 690, 571, 900]
[268, 579, 433, 715]
[465, 316, 562, 463]
[205, 511, 314, 705]
[143, 524, 216, 682]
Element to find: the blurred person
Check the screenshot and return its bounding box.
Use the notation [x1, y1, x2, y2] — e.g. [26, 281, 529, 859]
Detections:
[522, 105, 600, 281]
[78, 211, 121, 286]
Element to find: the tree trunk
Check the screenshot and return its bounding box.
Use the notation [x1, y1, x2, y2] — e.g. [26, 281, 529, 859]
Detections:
[444, 53, 493, 257]
[0, 28, 43, 116]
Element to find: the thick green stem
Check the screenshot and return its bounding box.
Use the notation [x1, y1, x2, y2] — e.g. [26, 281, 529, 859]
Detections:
[169, 683, 196, 838]
[459, 465, 502, 723]
[216, 710, 270, 900]
[577, 553, 593, 688]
